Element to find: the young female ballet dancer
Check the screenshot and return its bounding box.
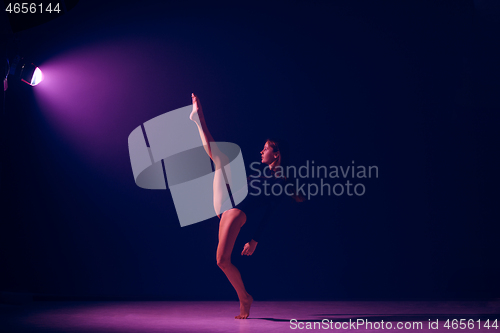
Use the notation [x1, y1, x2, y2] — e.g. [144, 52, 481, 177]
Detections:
[189, 93, 294, 319]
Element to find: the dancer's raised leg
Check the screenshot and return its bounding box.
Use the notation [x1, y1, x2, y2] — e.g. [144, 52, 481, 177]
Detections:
[217, 208, 253, 319]
[189, 93, 232, 217]
[189, 93, 215, 160]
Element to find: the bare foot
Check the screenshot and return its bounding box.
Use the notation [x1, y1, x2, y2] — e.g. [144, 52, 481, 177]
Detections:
[189, 93, 202, 123]
[235, 294, 253, 319]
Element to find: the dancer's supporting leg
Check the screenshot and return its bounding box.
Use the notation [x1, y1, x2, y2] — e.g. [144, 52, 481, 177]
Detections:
[218, 208, 253, 319]
[189, 93, 231, 217]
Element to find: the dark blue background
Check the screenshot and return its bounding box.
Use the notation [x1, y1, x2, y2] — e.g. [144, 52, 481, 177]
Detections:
[1, 0, 499, 300]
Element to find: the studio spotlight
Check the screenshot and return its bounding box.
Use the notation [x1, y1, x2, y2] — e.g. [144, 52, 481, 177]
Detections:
[7, 56, 44, 87]
[20, 63, 43, 86]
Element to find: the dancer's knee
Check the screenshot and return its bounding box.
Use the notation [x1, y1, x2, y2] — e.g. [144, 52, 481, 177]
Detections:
[217, 256, 231, 270]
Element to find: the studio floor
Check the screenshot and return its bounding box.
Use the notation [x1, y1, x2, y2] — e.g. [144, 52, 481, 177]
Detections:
[1, 300, 499, 332]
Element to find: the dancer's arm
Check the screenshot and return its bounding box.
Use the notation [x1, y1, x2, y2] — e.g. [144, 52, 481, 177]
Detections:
[241, 202, 279, 256]
[241, 181, 287, 256]
[251, 201, 280, 243]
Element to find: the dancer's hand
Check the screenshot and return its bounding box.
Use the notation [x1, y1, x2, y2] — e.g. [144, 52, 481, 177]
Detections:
[241, 240, 258, 256]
